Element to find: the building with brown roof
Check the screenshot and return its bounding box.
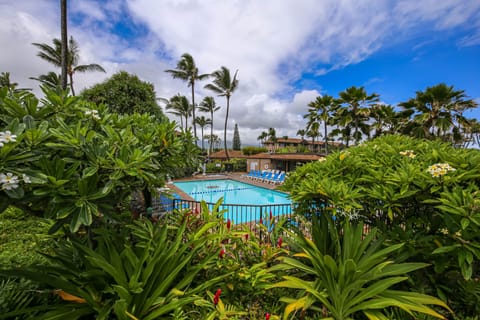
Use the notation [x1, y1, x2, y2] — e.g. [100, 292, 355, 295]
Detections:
[209, 150, 324, 172]
[263, 138, 342, 153]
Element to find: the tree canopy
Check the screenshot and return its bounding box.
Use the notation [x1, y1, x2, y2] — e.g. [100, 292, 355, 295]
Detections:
[81, 71, 165, 121]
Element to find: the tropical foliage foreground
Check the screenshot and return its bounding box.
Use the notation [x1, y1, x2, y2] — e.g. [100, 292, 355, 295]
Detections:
[283, 134, 480, 318]
[0, 86, 478, 318]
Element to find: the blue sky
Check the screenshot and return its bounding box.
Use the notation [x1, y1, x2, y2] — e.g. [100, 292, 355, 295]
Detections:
[1, 0, 479, 144]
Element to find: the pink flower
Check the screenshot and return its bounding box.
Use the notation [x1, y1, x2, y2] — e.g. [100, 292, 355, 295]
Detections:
[277, 237, 283, 248]
[213, 288, 222, 305]
[266, 313, 271, 320]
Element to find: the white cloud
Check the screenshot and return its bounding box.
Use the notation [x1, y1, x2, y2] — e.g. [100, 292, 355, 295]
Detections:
[1, 0, 479, 145]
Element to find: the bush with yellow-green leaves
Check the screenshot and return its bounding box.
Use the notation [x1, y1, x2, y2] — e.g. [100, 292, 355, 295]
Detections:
[282, 134, 480, 318]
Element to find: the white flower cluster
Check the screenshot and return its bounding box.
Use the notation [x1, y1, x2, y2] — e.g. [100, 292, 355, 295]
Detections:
[85, 109, 101, 120]
[427, 163, 456, 177]
[399, 150, 416, 158]
[0, 130, 17, 147]
[0, 173, 31, 191]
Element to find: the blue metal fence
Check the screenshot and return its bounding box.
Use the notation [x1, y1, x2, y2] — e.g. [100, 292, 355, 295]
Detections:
[153, 195, 296, 232]
[172, 198, 294, 224]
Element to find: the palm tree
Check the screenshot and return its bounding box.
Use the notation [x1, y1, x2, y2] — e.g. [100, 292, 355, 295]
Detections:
[165, 94, 192, 132]
[165, 53, 209, 143]
[30, 72, 62, 90]
[369, 104, 399, 138]
[306, 121, 320, 152]
[462, 118, 480, 148]
[0, 72, 18, 92]
[267, 127, 277, 143]
[257, 131, 268, 145]
[296, 129, 306, 141]
[198, 96, 220, 155]
[307, 95, 337, 154]
[399, 83, 477, 143]
[0, 72, 30, 93]
[32, 37, 106, 95]
[204, 66, 239, 161]
[338, 86, 379, 145]
[194, 116, 212, 153]
[205, 134, 221, 151]
[60, 0, 68, 90]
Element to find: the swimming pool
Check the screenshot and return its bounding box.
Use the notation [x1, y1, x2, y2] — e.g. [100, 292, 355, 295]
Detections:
[173, 179, 293, 223]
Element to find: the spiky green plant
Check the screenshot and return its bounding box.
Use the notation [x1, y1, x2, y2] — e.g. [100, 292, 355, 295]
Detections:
[271, 214, 451, 319]
[0, 218, 226, 319]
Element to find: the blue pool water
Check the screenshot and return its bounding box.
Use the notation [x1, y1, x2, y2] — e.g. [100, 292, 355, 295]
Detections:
[173, 179, 293, 223]
[174, 179, 291, 205]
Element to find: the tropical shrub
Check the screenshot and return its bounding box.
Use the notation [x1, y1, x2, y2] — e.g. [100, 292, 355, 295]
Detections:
[277, 146, 297, 153]
[81, 71, 166, 121]
[227, 158, 247, 172]
[282, 134, 480, 317]
[242, 146, 267, 155]
[0, 87, 199, 231]
[165, 201, 289, 319]
[271, 214, 451, 319]
[0, 207, 54, 268]
[0, 207, 55, 319]
[0, 218, 226, 319]
[206, 161, 223, 173]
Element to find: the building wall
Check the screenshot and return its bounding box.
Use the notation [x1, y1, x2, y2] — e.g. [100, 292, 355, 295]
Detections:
[246, 159, 271, 171]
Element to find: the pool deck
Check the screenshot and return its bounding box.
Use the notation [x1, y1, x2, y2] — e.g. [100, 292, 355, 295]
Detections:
[165, 172, 283, 201]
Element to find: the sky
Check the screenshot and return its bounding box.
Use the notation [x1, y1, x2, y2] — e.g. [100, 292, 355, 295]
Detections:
[1, 0, 479, 145]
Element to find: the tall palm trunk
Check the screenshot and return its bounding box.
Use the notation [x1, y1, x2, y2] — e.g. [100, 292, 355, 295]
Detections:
[224, 97, 230, 160]
[191, 84, 197, 142]
[60, 0, 68, 91]
[209, 110, 214, 155]
[68, 71, 75, 96]
[324, 121, 328, 154]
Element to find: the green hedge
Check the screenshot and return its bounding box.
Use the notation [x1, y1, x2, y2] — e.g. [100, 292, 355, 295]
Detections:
[0, 207, 54, 268]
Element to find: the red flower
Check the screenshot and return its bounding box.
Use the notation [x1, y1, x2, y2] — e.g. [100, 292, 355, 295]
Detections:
[265, 313, 271, 320]
[219, 248, 225, 259]
[245, 233, 249, 241]
[226, 219, 231, 230]
[213, 288, 222, 305]
[269, 211, 273, 220]
[277, 237, 283, 248]
[259, 217, 263, 225]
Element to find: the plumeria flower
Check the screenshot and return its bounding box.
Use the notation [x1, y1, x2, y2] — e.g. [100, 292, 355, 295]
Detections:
[0, 130, 17, 143]
[427, 163, 456, 177]
[399, 150, 416, 158]
[439, 228, 449, 235]
[339, 151, 350, 161]
[22, 174, 31, 184]
[0, 172, 20, 190]
[85, 109, 101, 120]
